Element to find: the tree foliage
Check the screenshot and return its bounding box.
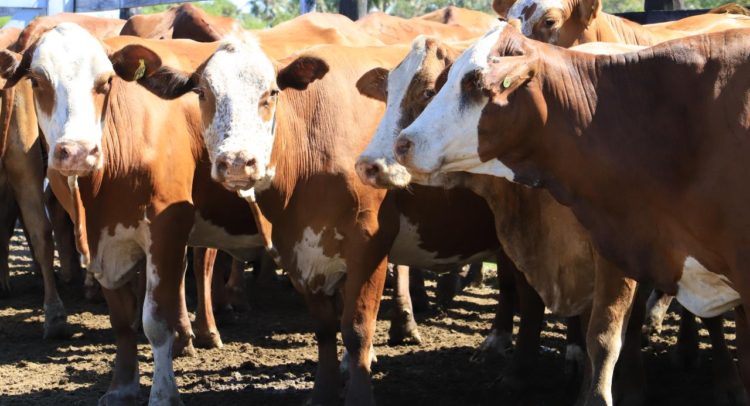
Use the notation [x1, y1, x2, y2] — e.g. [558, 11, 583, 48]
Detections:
[136, 0, 739, 29]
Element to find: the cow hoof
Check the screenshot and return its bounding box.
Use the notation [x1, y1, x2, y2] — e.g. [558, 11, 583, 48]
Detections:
[43, 301, 71, 339]
[98, 390, 138, 406]
[471, 329, 512, 362]
[388, 309, 422, 345]
[194, 330, 223, 349]
[173, 338, 196, 358]
[148, 394, 184, 406]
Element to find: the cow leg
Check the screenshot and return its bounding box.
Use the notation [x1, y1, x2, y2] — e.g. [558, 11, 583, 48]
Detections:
[10, 169, 69, 338]
[463, 262, 484, 288]
[143, 208, 195, 405]
[192, 247, 222, 349]
[409, 267, 430, 312]
[341, 257, 388, 406]
[436, 266, 462, 308]
[673, 307, 699, 369]
[496, 269, 545, 390]
[0, 185, 17, 299]
[476, 251, 518, 359]
[703, 314, 749, 405]
[226, 257, 249, 312]
[388, 265, 421, 345]
[583, 257, 637, 406]
[643, 289, 673, 336]
[99, 281, 140, 406]
[211, 253, 230, 312]
[307, 293, 342, 405]
[612, 284, 648, 406]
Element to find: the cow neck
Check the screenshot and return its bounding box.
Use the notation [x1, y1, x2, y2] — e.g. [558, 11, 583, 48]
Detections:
[584, 12, 658, 46]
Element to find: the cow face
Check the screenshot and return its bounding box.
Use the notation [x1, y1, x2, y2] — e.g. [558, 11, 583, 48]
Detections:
[356, 37, 457, 188]
[394, 26, 520, 182]
[0, 23, 112, 176]
[503, 0, 600, 44]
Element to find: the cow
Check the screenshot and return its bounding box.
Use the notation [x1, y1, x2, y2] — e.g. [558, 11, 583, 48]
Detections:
[356, 11, 488, 44]
[493, 0, 750, 47]
[418, 6, 500, 34]
[0, 25, 278, 404]
[393, 24, 750, 404]
[0, 15, 125, 338]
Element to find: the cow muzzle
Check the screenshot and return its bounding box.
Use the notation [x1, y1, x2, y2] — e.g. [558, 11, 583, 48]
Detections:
[213, 151, 264, 191]
[51, 140, 102, 177]
[355, 156, 412, 189]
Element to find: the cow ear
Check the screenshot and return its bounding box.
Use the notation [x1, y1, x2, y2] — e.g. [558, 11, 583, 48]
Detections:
[578, 0, 601, 25]
[493, 0, 517, 18]
[356, 67, 388, 102]
[277, 56, 329, 91]
[109, 44, 195, 100]
[483, 55, 536, 106]
[0, 49, 29, 89]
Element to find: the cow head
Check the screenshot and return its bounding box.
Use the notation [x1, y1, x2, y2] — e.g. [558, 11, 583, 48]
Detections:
[355, 36, 462, 188]
[109, 36, 328, 192]
[497, 0, 600, 45]
[0, 23, 112, 176]
[395, 24, 542, 181]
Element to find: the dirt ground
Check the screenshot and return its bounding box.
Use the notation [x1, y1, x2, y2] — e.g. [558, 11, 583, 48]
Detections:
[0, 228, 734, 406]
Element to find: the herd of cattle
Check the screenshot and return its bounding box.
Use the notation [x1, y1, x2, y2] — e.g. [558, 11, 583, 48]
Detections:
[0, 1, 749, 405]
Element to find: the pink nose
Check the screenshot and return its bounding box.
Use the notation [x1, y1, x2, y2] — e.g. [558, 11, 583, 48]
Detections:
[355, 159, 384, 184]
[52, 140, 101, 175]
[214, 152, 259, 182]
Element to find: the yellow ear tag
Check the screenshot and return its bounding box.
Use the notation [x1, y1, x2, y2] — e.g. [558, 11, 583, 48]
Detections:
[502, 76, 513, 89]
[133, 59, 146, 81]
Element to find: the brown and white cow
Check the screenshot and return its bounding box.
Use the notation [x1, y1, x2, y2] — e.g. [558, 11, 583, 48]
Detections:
[395, 25, 750, 404]
[0, 25, 273, 404]
[356, 34, 658, 405]
[0, 15, 124, 338]
[494, 0, 750, 47]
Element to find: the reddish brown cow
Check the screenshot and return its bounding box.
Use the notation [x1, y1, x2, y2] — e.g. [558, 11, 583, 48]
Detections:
[356, 11, 486, 44]
[418, 6, 500, 34]
[395, 25, 750, 404]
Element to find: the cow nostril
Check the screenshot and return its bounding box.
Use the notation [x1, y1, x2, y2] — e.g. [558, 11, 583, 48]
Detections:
[395, 139, 413, 157]
[217, 160, 228, 174]
[58, 145, 71, 160]
[246, 158, 257, 168]
[365, 163, 380, 178]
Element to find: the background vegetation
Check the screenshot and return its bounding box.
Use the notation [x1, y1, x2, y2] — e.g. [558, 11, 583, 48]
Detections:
[0, 0, 739, 29]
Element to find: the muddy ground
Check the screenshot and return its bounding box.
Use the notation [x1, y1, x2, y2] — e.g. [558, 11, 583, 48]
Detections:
[0, 228, 733, 405]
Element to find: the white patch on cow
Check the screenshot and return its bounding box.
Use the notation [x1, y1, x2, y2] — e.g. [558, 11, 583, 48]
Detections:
[397, 26, 516, 182]
[188, 212, 265, 261]
[141, 229, 181, 405]
[202, 38, 277, 186]
[388, 215, 494, 269]
[30, 23, 112, 170]
[507, 0, 565, 36]
[478, 328, 513, 356]
[340, 344, 378, 374]
[357, 37, 431, 188]
[292, 227, 346, 295]
[675, 256, 741, 318]
[89, 222, 150, 290]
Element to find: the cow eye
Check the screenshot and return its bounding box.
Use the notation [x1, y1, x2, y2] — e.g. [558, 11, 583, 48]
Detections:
[95, 77, 112, 94]
[544, 19, 556, 28]
[192, 87, 205, 100]
[423, 89, 436, 100]
[270, 88, 279, 97]
[29, 76, 39, 88]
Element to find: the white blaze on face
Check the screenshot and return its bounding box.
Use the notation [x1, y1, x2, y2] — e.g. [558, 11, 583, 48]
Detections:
[31, 23, 112, 170]
[397, 26, 515, 182]
[202, 38, 277, 188]
[507, 0, 565, 36]
[357, 37, 432, 188]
